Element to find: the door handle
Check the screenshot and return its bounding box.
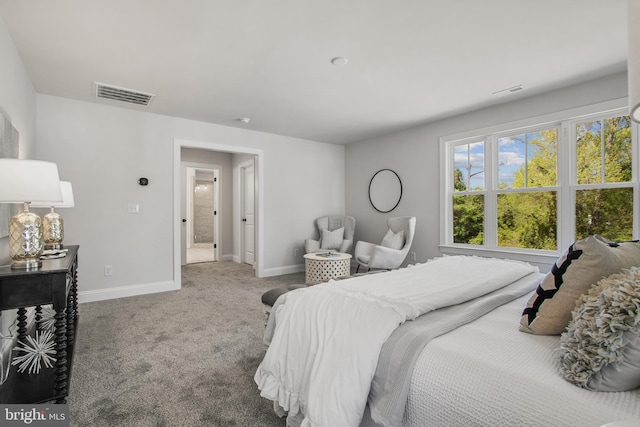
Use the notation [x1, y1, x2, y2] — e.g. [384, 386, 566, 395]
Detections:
[242, 218, 247, 222]
[182, 219, 187, 223]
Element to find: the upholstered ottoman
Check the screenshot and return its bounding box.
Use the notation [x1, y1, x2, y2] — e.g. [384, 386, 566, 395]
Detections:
[261, 284, 308, 322]
[260, 271, 387, 323]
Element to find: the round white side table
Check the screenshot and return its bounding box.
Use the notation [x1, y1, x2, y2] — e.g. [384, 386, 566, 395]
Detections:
[304, 252, 352, 284]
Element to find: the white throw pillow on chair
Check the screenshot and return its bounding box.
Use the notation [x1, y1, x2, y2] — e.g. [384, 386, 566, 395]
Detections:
[321, 227, 344, 250]
[381, 229, 405, 250]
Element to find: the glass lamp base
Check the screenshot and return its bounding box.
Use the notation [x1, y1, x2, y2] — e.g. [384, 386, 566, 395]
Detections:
[9, 209, 44, 270]
[42, 209, 64, 250]
[10, 259, 43, 270]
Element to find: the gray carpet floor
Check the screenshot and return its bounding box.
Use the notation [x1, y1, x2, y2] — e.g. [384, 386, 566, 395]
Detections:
[69, 261, 306, 427]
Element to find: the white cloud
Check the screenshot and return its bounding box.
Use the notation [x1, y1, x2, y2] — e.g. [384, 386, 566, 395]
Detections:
[498, 150, 525, 166]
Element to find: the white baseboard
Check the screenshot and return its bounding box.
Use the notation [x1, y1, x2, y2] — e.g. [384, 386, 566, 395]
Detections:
[78, 280, 179, 304]
[261, 264, 304, 277]
[222, 254, 234, 262]
[79, 262, 304, 303]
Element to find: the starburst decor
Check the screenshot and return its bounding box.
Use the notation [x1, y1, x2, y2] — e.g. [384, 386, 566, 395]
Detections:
[12, 331, 56, 374]
[0, 331, 14, 385]
[38, 305, 57, 332]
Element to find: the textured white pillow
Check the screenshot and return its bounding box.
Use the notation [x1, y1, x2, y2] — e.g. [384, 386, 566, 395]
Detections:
[321, 227, 344, 250]
[559, 267, 640, 391]
[380, 229, 405, 250]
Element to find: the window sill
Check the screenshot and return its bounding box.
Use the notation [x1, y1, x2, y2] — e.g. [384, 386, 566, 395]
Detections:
[439, 245, 559, 273]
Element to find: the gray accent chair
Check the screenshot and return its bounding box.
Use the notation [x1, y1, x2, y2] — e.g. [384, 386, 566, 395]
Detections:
[304, 215, 356, 254]
[354, 216, 416, 272]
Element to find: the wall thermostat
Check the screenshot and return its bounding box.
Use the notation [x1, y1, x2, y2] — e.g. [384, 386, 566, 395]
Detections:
[139, 177, 149, 186]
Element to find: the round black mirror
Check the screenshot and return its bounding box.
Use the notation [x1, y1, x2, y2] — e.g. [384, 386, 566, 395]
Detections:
[368, 169, 402, 213]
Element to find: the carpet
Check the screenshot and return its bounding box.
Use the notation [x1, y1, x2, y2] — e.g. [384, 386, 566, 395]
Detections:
[69, 261, 305, 426]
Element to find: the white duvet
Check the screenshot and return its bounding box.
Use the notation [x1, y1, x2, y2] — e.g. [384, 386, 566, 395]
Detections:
[254, 256, 538, 427]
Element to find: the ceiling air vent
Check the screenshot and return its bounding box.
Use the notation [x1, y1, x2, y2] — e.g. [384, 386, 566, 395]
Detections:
[492, 84, 525, 97]
[95, 82, 155, 106]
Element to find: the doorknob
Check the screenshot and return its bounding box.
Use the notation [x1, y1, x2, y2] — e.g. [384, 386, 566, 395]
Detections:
[242, 218, 247, 222]
[182, 219, 187, 223]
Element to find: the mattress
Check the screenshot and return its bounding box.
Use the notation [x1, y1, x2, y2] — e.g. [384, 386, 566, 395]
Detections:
[403, 292, 640, 427]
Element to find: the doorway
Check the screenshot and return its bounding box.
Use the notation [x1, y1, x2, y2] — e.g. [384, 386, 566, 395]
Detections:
[186, 167, 219, 264]
[173, 139, 265, 288]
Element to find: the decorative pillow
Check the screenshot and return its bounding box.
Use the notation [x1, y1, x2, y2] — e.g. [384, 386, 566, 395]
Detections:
[520, 235, 640, 335]
[380, 229, 405, 250]
[559, 267, 640, 391]
[320, 227, 344, 250]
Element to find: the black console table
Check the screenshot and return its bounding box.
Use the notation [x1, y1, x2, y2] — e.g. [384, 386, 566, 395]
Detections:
[0, 245, 79, 404]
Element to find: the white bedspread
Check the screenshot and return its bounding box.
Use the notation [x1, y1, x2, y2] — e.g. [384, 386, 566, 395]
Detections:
[255, 256, 538, 427]
[403, 292, 640, 427]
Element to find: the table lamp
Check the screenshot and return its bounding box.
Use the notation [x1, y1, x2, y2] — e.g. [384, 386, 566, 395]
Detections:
[0, 159, 62, 269]
[31, 181, 74, 250]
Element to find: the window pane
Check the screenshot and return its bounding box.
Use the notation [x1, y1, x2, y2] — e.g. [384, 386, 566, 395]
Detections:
[575, 188, 633, 241]
[577, 115, 631, 184]
[453, 142, 484, 191]
[604, 116, 632, 183]
[498, 129, 557, 189]
[453, 195, 484, 244]
[497, 191, 557, 250]
[576, 120, 602, 184]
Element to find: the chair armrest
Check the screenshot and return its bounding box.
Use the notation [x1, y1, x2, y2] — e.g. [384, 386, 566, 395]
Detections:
[355, 240, 377, 256]
[367, 246, 406, 270]
[305, 239, 320, 254]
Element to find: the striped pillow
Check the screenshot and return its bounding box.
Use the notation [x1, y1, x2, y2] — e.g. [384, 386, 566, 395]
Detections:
[520, 235, 640, 335]
[320, 227, 344, 251]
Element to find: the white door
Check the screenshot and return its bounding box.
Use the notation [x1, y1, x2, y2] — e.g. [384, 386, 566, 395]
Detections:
[243, 164, 255, 266]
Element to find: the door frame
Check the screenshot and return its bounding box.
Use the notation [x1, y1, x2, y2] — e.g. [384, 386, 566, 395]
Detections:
[239, 159, 255, 266]
[173, 138, 265, 288]
[186, 166, 220, 262]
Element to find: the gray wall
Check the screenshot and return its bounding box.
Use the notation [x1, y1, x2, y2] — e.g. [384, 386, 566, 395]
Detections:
[346, 72, 629, 266]
[0, 15, 37, 349]
[35, 94, 345, 301]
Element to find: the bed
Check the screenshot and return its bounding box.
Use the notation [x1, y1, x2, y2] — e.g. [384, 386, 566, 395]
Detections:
[255, 241, 640, 427]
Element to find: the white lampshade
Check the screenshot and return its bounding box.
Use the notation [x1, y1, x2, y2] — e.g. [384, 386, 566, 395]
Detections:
[0, 159, 63, 203]
[0, 159, 63, 269]
[629, 0, 640, 122]
[31, 181, 75, 208]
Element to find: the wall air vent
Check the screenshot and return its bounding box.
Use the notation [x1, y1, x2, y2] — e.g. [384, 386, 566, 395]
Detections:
[95, 82, 155, 106]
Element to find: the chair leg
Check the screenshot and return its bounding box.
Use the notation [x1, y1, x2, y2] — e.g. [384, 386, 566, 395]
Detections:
[356, 264, 360, 274]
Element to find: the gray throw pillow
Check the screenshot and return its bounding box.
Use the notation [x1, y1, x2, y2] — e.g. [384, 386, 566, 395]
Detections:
[380, 229, 405, 250]
[320, 227, 344, 250]
[559, 267, 640, 391]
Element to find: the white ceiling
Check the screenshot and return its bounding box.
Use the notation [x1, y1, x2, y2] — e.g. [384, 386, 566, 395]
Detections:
[0, 0, 628, 144]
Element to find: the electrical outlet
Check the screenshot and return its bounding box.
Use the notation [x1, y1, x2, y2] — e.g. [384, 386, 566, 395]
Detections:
[410, 252, 417, 261]
[294, 248, 300, 257]
[104, 265, 113, 276]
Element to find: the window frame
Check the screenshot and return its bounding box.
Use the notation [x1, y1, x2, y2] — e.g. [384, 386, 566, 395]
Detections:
[440, 99, 637, 267]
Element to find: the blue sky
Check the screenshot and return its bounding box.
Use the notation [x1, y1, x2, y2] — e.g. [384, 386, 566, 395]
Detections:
[454, 131, 551, 190]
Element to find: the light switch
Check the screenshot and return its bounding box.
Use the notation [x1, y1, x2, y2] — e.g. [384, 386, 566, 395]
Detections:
[128, 202, 140, 214]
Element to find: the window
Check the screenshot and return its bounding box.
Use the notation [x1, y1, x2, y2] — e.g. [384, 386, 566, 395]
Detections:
[574, 115, 634, 241]
[452, 141, 484, 244]
[443, 108, 636, 255]
[496, 127, 559, 250]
